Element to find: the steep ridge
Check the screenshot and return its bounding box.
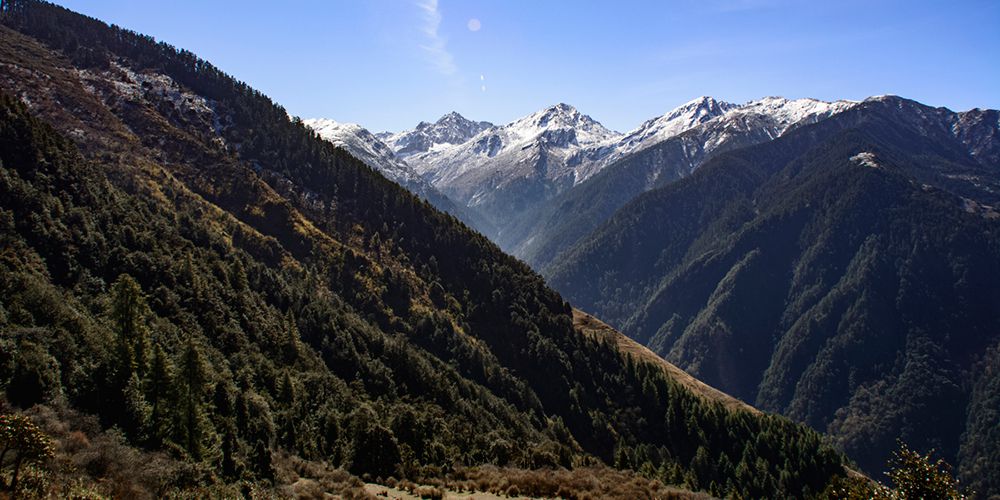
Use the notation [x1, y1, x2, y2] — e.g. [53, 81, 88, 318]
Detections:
[546, 95, 1000, 493]
[572, 309, 755, 414]
[599, 96, 738, 167]
[303, 118, 494, 235]
[503, 97, 856, 268]
[303, 118, 435, 195]
[0, 1, 848, 497]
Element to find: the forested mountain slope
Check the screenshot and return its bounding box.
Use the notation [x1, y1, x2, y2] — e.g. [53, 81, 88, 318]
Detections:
[547, 96, 1000, 495]
[0, 1, 848, 497]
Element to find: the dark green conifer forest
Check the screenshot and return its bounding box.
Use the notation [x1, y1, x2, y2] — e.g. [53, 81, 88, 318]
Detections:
[0, 1, 860, 497]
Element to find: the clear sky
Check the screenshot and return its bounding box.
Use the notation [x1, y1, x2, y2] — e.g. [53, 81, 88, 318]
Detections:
[55, 0, 1000, 133]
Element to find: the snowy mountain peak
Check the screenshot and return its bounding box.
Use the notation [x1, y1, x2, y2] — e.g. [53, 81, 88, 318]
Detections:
[436, 110, 468, 123]
[506, 103, 619, 146]
[606, 96, 738, 161]
[674, 96, 732, 116]
[398, 103, 622, 209]
[525, 103, 583, 126]
[865, 94, 901, 102]
[386, 111, 493, 158]
[304, 118, 370, 147]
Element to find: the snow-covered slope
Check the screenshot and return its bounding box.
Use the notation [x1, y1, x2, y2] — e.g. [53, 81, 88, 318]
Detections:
[383, 111, 493, 158]
[599, 96, 738, 166]
[303, 118, 494, 234]
[305, 118, 425, 187]
[407, 103, 619, 188]
[600, 96, 860, 184]
[701, 96, 857, 149]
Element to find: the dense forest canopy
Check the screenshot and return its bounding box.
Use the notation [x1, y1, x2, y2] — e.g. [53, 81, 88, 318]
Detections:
[0, 0, 858, 497]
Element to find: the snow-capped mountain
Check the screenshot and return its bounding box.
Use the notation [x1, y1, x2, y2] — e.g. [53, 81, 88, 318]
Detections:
[396, 103, 622, 227]
[383, 111, 493, 158]
[380, 97, 860, 232]
[303, 118, 494, 234]
[599, 96, 739, 165]
[498, 96, 861, 267]
[676, 96, 858, 165]
[406, 103, 619, 187]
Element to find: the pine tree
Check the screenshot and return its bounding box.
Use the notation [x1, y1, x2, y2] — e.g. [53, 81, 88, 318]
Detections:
[146, 343, 176, 445]
[281, 311, 300, 365]
[251, 438, 275, 483]
[277, 371, 296, 450]
[220, 421, 239, 479]
[177, 338, 211, 460]
[123, 372, 151, 442]
[228, 259, 248, 292]
[110, 274, 151, 379]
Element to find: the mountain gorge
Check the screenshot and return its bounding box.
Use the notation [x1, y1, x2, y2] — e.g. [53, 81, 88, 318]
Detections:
[0, 1, 852, 498]
[546, 95, 1000, 494]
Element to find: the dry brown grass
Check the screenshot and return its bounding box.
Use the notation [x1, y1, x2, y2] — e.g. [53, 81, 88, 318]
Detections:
[4, 402, 377, 499]
[433, 465, 712, 500]
[572, 309, 757, 414]
[274, 451, 373, 499]
[5, 402, 211, 499]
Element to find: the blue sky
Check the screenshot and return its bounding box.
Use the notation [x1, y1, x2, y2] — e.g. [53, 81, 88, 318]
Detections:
[56, 0, 1000, 133]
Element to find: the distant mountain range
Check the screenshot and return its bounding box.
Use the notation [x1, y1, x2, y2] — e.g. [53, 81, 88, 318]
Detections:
[379, 111, 493, 158]
[313, 95, 861, 253]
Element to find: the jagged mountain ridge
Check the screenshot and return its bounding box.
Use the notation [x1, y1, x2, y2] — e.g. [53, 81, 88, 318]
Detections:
[386, 98, 740, 231]
[382, 111, 493, 158]
[599, 96, 739, 167]
[304, 118, 426, 188]
[316, 95, 857, 246]
[498, 96, 859, 268]
[407, 105, 617, 190]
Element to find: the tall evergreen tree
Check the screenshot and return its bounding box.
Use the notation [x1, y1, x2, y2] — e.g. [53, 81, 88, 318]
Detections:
[146, 344, 176, 445]
[251, 438, 275, 483]
[123, 372, 151, 442]
[177, 338, 211, 460]
[110, 274, 151, 379]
